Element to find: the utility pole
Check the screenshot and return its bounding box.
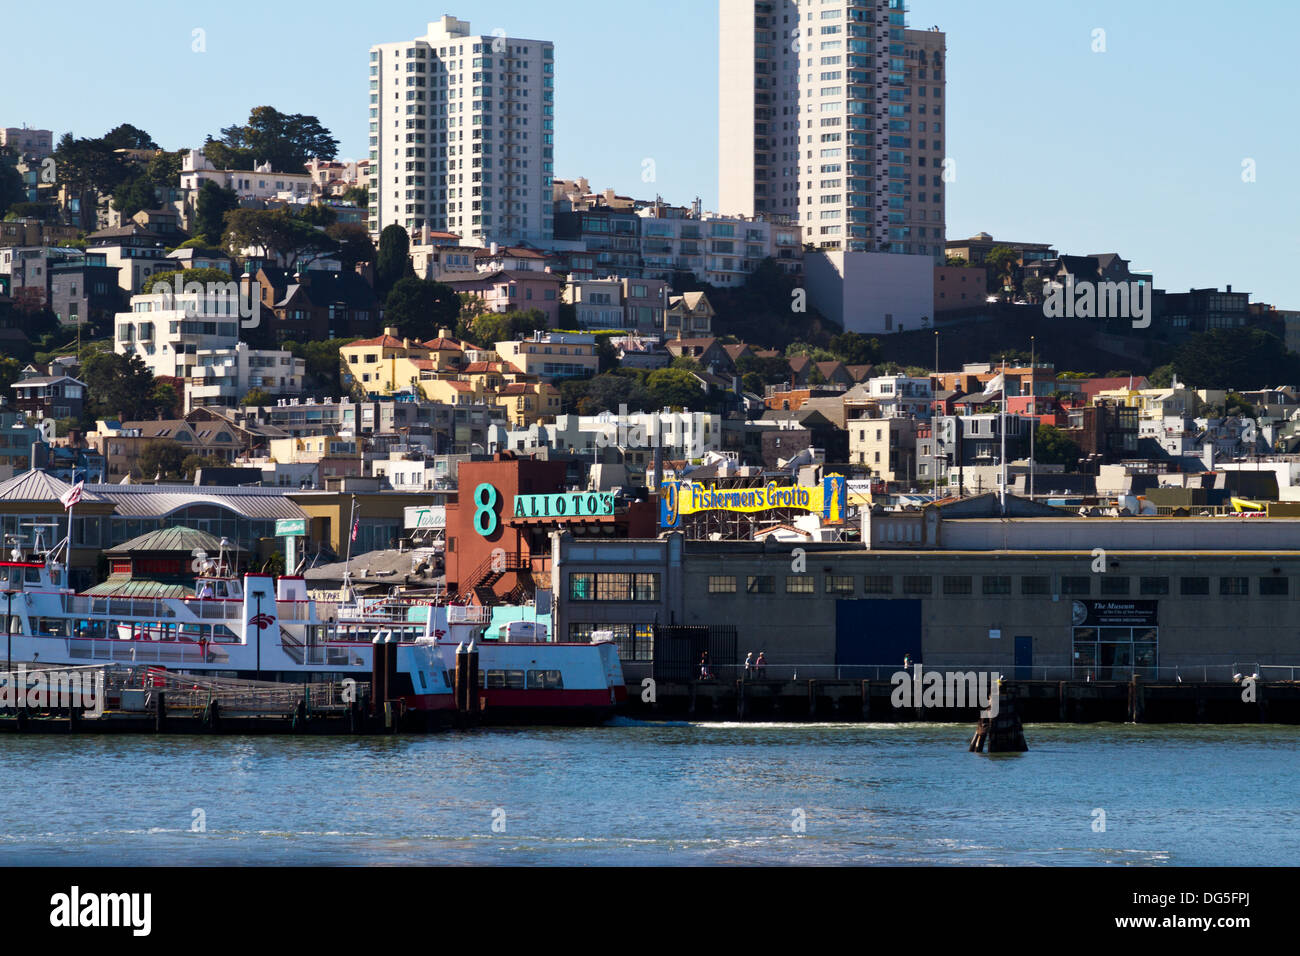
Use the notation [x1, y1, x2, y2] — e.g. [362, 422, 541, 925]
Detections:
[1029, 335, 1036, 502]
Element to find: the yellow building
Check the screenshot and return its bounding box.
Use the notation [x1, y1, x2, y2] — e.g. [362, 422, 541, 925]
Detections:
[495, 381, 561, 427]
[340, 329, 431, 395]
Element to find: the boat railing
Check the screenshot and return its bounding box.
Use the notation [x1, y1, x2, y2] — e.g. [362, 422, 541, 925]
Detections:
[303, 644, 366, 668]
[66, 637, 215, 666]
[63, 595, 179, 620]
[179, 598, 242, 620]
[275, 600, 316, 622]
[448, 605, 492, 624]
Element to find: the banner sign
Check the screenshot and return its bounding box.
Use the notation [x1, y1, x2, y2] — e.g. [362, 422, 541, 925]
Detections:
[1071, 599, 1158, 628]
[275, 518, 306, 537]
[513, 492, 616, 519]
[659, 475, 847, 529]
[404, 506, 446, 531]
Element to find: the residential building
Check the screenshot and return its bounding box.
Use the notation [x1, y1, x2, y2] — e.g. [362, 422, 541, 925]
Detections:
[934, 264, 988, 312]
[665, 291, 715, 338]
[251, 265, 383, 342]
[0, 218, 79, 249]
[2, 246, 121, 327]
[114, 286, 243, 379]
[0, 127, 54, 160]
[849, 416, 918, 481]
[1153, 286, 1252, 335]
[446, 269, 563, 325]
[10, 371, 85, 421]
[187, 341, 305, 412]
[368, 16, 556, 246]
[179, 149, 314, 202]
[805, 249, 934, 334]
[496, 331, 598, 381]
[945, 232, 1058, 266]
[719, 1, 944, 257]
[88, 224, 172, 294]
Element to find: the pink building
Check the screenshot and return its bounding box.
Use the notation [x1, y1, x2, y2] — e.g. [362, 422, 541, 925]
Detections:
[446, 269, 564, 327]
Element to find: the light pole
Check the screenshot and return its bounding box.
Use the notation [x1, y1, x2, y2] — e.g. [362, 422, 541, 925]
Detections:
[254, 589, 262, 682]
[4, 589, 12, 684]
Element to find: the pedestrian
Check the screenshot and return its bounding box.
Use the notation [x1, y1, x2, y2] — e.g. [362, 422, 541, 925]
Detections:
[743, 651, 754, 681]
[699, 651, 712, 680]
[903, 653, 912, 672]
[755, 651, 767, 679]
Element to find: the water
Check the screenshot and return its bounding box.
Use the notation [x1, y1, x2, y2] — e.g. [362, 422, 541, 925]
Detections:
[1, 722, 1296, 865]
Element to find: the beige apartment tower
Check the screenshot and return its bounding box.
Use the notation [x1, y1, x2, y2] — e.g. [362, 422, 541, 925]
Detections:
[719, 0, 945, 259]
[369, 16, 555, 247]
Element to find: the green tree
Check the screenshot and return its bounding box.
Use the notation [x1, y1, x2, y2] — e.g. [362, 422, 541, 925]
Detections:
[1147, 363, 1175, 388]
[223, 208, 337, 272]
[205, 106, 339, 173]
[576, 372, 653, 415]
[0, 147, 23, 219]
[741, 371, 765, 395]
[465, 308, 548, 348]
[326, 222, 375, 271]
[51, 133, 132, 229]
[101, 124, 158, 150]
[137, 441, 186, 480]
[828, 331, 882, 366]
[0, 356, 22, 391]
[384, 277, 461, 340]
[181, 453, 226, 479]
[375, 225, 415, 300]
[241, 388, 272, 407]
[944, 255, 968, 267]
[984, 246, 1019, 295]
[143, 267, 234, 294]
[646, 367, 703, 411]
[1171, 328, 1300, 391]
[1034, 424, 1082, 467]
[80, 351, 159, 421]
[341, 185, 369, 208]
[286, 338, 355, 395]
[193, 180, 240, 246]
[297, 203, 337, 228]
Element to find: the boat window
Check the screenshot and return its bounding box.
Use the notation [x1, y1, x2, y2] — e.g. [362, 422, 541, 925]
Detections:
[505, 670, 525, 690]
[7, 569, 20, 589]
[24, 568, 41, 584]
[39, 618, 69, 637]
[484, 670, 506, 689]
[417, 670, 427, 690]
[442, 670, 452, 689]
[526, 669, 563, 690]
[211, 625, 237, 643]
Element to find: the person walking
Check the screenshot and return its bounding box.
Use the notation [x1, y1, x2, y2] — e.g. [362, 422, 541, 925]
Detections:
[743, 652, 754, 681]
[755, 651, 767, 679]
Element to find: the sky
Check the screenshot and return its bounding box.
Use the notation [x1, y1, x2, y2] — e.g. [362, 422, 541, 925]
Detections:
[3, 0, 1297, 304]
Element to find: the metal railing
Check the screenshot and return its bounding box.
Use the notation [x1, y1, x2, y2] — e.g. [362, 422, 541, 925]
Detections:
[673, 663, 1300, 683]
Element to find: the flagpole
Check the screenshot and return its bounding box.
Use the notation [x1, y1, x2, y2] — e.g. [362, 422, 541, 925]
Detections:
[1029, 336, 1035, 502]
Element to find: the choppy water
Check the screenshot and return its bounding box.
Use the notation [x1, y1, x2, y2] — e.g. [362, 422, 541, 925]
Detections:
[1, 722, 1295, 865]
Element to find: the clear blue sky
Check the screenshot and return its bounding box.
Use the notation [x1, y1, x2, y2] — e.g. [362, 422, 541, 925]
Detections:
[4, 0, 1297, 304]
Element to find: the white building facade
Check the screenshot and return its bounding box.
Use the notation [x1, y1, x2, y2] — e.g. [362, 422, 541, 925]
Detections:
[368, 16, 555, 247]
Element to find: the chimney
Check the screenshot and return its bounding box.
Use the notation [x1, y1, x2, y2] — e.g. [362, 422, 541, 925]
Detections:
[490, 242, 499, 257]
[384, 326, 399, 337]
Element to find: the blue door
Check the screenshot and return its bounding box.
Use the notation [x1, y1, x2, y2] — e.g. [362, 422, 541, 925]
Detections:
[1014, 636, 1033, 679]
[835, 600, 923, 672]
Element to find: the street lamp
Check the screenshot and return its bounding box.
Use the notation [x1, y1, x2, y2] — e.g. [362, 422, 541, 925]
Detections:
[4, 589, 12, 684]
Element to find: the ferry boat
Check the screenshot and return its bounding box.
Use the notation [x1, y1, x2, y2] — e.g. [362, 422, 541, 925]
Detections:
[0, 539, 624, 725]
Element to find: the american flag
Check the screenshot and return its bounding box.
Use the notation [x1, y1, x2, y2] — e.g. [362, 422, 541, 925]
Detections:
[60, 480, 84, 511]
[351, 517, 359, 542]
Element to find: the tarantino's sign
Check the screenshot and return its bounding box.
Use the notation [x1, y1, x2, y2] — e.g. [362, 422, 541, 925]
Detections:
[1071, 599, 1158, 628]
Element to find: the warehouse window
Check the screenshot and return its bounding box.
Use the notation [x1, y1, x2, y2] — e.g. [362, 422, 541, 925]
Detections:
[825, 574, 854, 595]
[1139, 576, 1169, 595]
[982, 575, 1011, 595]
[1061, 576, 1091, 595]
[786, 575, 815, 594]
[1180, 576, 1209, 595]
[903, 575, 931, 595]
[1259, 576, 1289, 596]
[1219, 577, 1249, 596]
[1021, 576, 1050, 595]
[864, 575, 893, 594]
[942, 575, 971, 595]
[708, 575, 737, 594]
[747, 575, 774, 594]
[1100, 577, 1130, 595]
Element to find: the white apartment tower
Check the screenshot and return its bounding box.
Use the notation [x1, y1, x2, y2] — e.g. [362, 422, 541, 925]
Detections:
[719, 0, 945, 259]
[368, 16, 555, 247]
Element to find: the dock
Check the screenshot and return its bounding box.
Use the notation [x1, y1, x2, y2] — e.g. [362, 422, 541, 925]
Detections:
[624, 676, 1300, 723]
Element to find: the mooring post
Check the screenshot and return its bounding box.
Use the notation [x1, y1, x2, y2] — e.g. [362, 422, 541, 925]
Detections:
[153, 689, 166, 733]
[1128, 675, 1144, 723]
[808, 680, 816, 718]
[736, 679, 745, 719]
[1058, 680, 1067, 722]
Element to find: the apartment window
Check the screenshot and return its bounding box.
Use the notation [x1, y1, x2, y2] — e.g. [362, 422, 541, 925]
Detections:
[1139, 576, 1170, 595]
[1060, 576, 1091, 595]
[1181, 576, 1209, 595]
[1259, 576, 1289, 596]
[982, 575, 1011, 595]
[903, 575, 931, 595]
[825, 575, 854, 595]
[942, 575, 971, 595]
[1219, 577, 1249, 596]
[864, 575, 893, 595]
[708, 575, 737, 594]
[1021, 576, 1050, 595]
[1100, 577, 1131, 596]
[747, 575, 775, 594]
[786, 575, 815, 594]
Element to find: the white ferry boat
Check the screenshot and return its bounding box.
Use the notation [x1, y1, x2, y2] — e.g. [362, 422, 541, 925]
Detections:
[0, 542, 624, 724]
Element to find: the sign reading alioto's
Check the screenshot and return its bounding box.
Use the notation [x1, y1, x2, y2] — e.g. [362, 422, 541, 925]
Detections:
[660, 476, 847, 529]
